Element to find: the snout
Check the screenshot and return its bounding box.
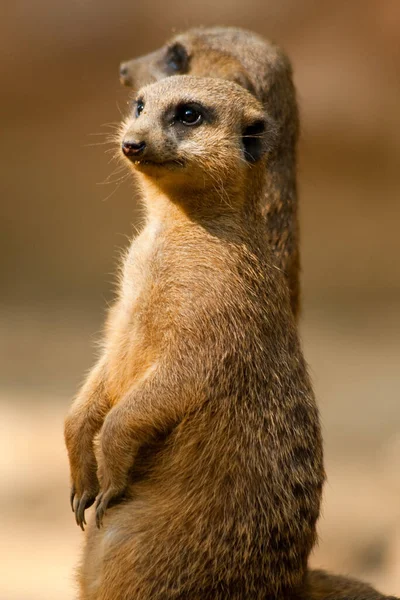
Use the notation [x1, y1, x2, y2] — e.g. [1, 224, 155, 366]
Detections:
[122, 140, 146, 158]
[119, 63, 132, 86]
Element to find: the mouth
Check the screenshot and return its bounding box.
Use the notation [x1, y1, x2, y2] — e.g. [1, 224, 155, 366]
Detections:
[129, 158, 185, 171]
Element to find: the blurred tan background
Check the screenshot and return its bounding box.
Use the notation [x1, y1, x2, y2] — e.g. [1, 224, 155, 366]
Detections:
[1, 0, 399, 598]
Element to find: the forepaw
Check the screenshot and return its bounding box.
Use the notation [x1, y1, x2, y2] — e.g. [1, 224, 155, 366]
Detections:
[95, 486, 123, 529]
[71, 484, 99, 531]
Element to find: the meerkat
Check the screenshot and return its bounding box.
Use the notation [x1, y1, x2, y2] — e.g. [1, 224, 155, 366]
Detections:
[116, 29, 400, 600]
[64, 75, 325, 599]
[119, 27, 301, 319]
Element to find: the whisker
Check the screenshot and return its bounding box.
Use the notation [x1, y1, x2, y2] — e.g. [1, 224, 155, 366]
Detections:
[100, 175, 130, 202]
[84, 140, 116, 148]
[87, 132, 113, 137]
[105, 148, 121, 158]
[98, 164, 129, 186]
[99, 122, 120, 128]
[102, 164, 127, 183]
[115, 102, 125, 118]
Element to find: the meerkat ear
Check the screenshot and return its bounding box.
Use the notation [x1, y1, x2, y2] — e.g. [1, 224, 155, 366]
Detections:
[242, 113, 276, 163]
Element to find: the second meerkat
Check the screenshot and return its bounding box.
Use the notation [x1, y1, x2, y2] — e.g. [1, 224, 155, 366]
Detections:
[65, 76, 324, 599]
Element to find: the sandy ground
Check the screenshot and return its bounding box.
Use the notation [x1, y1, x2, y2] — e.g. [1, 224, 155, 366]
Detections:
[0, 303, 399, 600]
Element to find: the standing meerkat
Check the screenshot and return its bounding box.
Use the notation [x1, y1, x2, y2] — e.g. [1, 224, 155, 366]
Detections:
[65, 76, 324, 599]
[117, 29, 400, 600]
[119, 27, 301, 319]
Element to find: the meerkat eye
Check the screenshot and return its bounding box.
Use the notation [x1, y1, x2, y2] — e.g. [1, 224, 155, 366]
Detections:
[165, 43, 188, 74]
[175, 104, 203, 126]
[136, 100, 144, 118]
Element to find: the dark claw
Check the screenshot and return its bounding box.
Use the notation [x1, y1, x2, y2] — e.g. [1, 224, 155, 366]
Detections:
[70, 485, 76, 512]
[73, 495, 84, 530]
[95, 491, 113, 529]
[73, 491, 96, 531]
[95, 486, 123, 528]
[73, 494, 80, 516]
[95, 493, 105, 529]
[77, 492, 89, 530]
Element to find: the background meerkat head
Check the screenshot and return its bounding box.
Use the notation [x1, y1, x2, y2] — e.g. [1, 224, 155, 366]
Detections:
[119, 75, 275, 205]
[119, 28, 256, 94]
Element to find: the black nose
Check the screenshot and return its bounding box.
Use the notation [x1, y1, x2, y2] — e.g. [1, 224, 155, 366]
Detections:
[122, 140, 146, 157]
[119, 64, 128, 77]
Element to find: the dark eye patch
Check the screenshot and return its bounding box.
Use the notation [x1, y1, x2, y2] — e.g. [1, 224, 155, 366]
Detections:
[174, 103, 203, 126]
[163, 101, 215, 131]
[165, 43, 189, 74]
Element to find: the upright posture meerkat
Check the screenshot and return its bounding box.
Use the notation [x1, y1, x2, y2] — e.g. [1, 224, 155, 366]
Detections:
[65, 76, 324, 599]
[117, 29, 400, 600]
[120, 27, 301, 319]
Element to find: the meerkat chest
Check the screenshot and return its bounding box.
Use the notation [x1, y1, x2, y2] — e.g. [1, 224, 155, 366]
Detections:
[105, 220, 164, 400]
[121, 220, 161, 308]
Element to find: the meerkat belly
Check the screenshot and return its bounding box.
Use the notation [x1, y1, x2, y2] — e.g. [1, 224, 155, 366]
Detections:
[105, 222, 163, 403]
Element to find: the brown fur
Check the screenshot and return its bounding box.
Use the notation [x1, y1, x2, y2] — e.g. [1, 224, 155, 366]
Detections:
[120, 27, 300, 319]
[306, 570, 398, 600]
[116, 29, 400, 600]
[65, 76, 324, 599]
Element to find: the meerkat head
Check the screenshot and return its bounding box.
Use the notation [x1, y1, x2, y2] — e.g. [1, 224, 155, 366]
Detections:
[119, 28, 299, 162]
[119, 76, 274, 206]
[119, 28, 256, 95]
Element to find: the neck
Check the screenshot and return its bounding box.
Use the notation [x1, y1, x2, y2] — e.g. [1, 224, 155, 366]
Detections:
[138, 173, 242, 223]
[136, 163, 266, 242]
